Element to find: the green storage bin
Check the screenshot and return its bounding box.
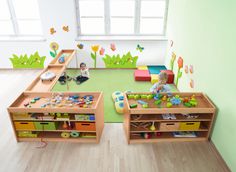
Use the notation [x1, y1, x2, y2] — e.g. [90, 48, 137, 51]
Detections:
[34, 122, 58, 130]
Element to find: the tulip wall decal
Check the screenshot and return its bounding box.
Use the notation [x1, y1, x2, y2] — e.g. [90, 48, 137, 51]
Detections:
[110, 43, 116, 51]
[90, 45, 100, 68]
[175, 56, 183, 87]
[99, 47, 105, 56]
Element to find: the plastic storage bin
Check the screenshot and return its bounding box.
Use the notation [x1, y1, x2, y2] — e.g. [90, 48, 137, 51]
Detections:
[159, 122, 180, 131]
[14, 122, 35, 130]
[34, 122, 58, 130]
[75, 122, 96, 131]
[179, 122, 200, 131]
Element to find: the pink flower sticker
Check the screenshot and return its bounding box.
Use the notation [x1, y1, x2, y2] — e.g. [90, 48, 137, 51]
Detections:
[189, 65, 194, 74]
[185, 65, 189, 74]
[110, 43, 116, 51]
[99, 47, 105, 55]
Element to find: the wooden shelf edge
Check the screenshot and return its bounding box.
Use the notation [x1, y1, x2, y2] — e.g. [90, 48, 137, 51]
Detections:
[18, 137, 97, 143]
[130, 137, 208, 143]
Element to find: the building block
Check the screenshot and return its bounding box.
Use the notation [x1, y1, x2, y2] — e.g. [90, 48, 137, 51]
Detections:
[151, 74, 159, 84]
[160, 70, 175, 84]
[148, 65, 167, 74]
[137, 66, 148, 70]
[134, 70, 151, 81]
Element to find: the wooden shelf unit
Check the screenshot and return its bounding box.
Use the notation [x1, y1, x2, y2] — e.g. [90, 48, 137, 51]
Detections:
[123, 92, 216, 144]
[8, 49, 105, 143]
[8, 92, 104, 143]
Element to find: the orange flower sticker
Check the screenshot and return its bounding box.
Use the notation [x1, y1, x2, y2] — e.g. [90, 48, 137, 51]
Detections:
[177, 57, 183, 69]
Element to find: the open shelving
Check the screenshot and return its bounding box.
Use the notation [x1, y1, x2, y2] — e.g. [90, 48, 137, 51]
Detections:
[8, 90, 104, 143]
[123, 92, 216, 144]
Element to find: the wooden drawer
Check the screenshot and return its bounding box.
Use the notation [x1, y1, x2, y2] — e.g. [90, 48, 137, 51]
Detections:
[75, 122, 96, 131]
[179, 122, 200, 131]
[159, 122, 180, 131]
[34, 122, 58, 130]
[14, 122, 35, 130]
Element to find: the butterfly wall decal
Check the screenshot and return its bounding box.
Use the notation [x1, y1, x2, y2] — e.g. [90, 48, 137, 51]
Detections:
[136, 44, 144, 52]
[77, 43, 84, 49]
[50, 27, 56, 35]
[62, 25, 69, 32]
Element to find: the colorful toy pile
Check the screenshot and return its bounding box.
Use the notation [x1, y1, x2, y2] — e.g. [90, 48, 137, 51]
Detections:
[23, 93, 94, 108]
[127, 93, 198, 108]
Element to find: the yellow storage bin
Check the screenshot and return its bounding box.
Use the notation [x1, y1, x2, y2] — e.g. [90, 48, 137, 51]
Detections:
[14, 122, 35, 130]
[179, 122, 200, 131]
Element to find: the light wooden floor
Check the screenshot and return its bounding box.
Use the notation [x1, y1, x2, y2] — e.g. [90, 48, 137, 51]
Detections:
[0, 70, 230, 172]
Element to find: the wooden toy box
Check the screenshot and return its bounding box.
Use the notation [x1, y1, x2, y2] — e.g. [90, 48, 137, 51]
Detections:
[8, 91, 104, 143]
[123, 92, 216, 144]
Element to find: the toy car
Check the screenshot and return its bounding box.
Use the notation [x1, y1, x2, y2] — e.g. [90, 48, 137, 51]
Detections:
[40, 71, 56, 82]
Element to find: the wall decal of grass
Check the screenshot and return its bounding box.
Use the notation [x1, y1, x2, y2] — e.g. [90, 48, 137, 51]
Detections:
[9, 52, 46, 68]
[102, 52, 138, 68]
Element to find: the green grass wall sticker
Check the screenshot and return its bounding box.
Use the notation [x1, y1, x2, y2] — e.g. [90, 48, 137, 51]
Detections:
[9, 52, 46, 68]
[102, 52, 138, 68]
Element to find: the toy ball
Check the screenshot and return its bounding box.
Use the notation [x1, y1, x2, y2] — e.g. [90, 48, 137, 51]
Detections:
[115, 95, 124, 102]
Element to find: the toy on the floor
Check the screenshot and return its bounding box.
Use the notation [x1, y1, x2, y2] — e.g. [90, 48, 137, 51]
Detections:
[58, 72, 72, 85]
[115, 101, 124, 113]
[112, 91, 124, 101]
[40, 71, 56, 82]
[112, 91, 126, 114]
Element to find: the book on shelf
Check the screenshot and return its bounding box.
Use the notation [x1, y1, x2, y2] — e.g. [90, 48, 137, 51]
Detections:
[172, 131, 197, 138]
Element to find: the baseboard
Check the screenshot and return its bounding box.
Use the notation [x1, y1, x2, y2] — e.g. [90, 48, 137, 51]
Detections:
[209, 140, 231, 172]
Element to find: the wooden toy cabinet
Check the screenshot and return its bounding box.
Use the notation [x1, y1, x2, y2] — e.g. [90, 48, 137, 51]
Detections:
[123, 92, 216, 144]
[8, 49, 104, 143]
[8, 92, 104, 143]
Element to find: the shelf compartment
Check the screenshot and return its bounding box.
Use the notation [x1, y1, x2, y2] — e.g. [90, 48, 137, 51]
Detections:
[130, 122, 209, 133]
[130, 113, 213, 122]
[12, 112, 96, 122]
[17, 132, 97, 143]
[130, 132, 208, 143]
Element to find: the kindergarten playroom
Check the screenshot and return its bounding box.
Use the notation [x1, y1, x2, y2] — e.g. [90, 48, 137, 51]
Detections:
[0, 0, 235, 171]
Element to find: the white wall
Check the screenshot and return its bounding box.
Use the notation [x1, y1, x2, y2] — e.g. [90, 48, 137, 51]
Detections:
[0, 0, 168, 69]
